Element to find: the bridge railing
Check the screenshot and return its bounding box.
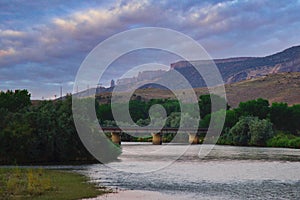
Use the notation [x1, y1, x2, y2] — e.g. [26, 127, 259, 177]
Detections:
[101, 127, 208, 134]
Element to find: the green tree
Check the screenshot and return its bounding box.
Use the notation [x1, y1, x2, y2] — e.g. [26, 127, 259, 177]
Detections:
[229, 116, 252, 146]
[129, 100, 148, 121]
[228, 116, 273, 146]
[199, 109, 237, 130]
[0, 90, 31, 112]
[249, 118, 273, 146]
[289, 104, 300, 134]
[224, 109, 239, 128]
[270, 102, 290, 131]
[236, 98, 270, 119]
[198, 94, 229, 119]
[165, 112, 180, 128]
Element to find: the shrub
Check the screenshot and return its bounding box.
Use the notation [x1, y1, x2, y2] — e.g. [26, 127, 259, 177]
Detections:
[267, 133, 300, 148]
[228, 116, 274, 146]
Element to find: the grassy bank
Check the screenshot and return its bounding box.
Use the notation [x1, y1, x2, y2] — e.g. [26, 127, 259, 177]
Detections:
[0, 168, 110, 200]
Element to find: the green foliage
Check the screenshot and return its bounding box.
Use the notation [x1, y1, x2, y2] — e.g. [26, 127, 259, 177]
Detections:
[0, 168, 53, 198]
[136, 118, 151, 126]
[225, 116, 274, 146]
[147, 99, 180, 115]
[236, 98, 270, 119]
[199, 109, 238, 131]
[129, 100, 149, 122]
[0, 168, 108, 199]
[3, 87, 300, 162]
[95, 96, 300, 147]
[198, 94, 229, 119]
[224, 109, 239, 128]
[181, 113, 199, 128]
[199, 113, 210, 128]
[270, 103, 300, 134]
[289, 104, 300, 134]
[229, 116, 252, 146]
[0, 89, 31, 113]
[270, 102, 290, 131]
[97, 102, 114, 122]
[248, 118, 274, 146]
[267, 133, 300, 148]
[165, 112, 181, 128]
[97, 98, 181, 125]
[0, 91, 109, 164]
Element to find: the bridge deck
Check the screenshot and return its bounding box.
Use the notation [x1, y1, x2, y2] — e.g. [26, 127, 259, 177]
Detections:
[101, 127, 208, 134]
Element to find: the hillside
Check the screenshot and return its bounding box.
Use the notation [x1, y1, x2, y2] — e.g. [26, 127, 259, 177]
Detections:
[170, 45, 300, 87]
[96, 72, 300, 108]
[224, 72, 300, 107]
[114, 45, 300, 90]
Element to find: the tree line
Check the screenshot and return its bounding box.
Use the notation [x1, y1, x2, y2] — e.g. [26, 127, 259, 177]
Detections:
[98, 95, 300, 147]
[0, 90, 121, 165]
[1, 90, 300, 164]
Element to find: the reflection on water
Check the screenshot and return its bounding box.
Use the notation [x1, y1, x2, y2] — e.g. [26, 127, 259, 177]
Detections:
[78, 143, 300, 199]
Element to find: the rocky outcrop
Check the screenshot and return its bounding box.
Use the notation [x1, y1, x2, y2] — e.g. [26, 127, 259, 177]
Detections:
[170, 45, 300, 85]
[94, 45, 300, 94]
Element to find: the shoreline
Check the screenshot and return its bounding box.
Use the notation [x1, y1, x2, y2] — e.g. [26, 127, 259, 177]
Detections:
[0, 168, 110, 199]
[1, 143, 300, 166]
[82, 189, 186, 200]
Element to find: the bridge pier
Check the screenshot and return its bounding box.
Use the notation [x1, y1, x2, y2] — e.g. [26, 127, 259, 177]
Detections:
[152, 133, 162, 145]
[111, 132, 121, 145]
[188, 133, 200, 144]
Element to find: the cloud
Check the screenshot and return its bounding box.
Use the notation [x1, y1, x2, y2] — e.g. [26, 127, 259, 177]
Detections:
[0, 29, 26, 38]
[2, 0, 299, 67]
[0, 48, 16, 57]
[1, 0, 300, 98]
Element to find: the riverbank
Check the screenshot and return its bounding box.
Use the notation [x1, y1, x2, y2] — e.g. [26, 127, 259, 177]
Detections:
[77, 144, 300, 199]
[83, 190, 187, 200]
[0, 168, 111, 199]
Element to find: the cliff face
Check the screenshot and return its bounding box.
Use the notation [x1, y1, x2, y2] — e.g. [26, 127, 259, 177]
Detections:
[108, 45, 300, 92]
[169, 45, 300, 85]
[117, 70, 167, 86]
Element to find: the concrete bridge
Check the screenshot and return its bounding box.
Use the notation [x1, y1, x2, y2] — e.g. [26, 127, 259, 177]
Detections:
[102, 127, 208, 145]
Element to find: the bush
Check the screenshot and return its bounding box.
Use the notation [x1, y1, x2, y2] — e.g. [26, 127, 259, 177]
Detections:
[228, 116, 274, 146]
[249, 118, 274, 146]
[267, 133, 300, 148]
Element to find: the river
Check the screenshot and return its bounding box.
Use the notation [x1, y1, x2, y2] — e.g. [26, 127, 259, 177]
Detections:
[76, 143, 300, 199]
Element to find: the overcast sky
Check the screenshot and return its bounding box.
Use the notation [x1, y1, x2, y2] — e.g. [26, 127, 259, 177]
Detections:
[1, 0, 300, 99]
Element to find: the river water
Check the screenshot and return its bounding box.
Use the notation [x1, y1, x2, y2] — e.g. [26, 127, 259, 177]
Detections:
[77, 143, 300, 199]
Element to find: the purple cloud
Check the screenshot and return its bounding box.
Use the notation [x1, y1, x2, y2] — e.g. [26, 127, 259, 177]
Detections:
[0, 0, 300, 98]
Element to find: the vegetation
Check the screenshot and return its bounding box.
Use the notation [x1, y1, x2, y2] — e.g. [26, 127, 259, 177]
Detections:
[218, 116, 274, 146]
[1, 89, 300, 166]
[216, 98, 300, 147]
[267, 133, 300, 148]
[0, 167, 109, 199]
[97, 94, 300, 148]
[0, 90, 120, 165]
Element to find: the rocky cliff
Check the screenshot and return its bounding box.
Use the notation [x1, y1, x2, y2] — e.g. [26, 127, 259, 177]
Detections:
[170, 45, 300, 86]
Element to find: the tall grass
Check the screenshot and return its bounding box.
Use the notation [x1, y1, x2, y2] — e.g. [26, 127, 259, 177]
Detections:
[0, 167, 54, 198]
[267, 132, 300, 148]
[0, 168, 110, 200]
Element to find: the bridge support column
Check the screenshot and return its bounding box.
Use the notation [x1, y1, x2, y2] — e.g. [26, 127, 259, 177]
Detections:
[188, 133, 199, 144]
[111, 132, 121, 145]
[152, 133, 162, 145]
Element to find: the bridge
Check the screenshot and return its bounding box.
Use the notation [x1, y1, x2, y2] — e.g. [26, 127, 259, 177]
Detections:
[101, 127, 209, 145]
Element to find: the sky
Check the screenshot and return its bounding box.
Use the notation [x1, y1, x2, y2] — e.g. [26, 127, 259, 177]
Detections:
[1, 0, 300, 99]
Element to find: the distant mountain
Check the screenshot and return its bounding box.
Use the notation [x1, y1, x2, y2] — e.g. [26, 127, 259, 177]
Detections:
[79, 45, 300, 99]
[110, 72, 300, 107]
[117, 70, 167, 85]
[94, 72, 300, 107]
[169, 45, 300, 86]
